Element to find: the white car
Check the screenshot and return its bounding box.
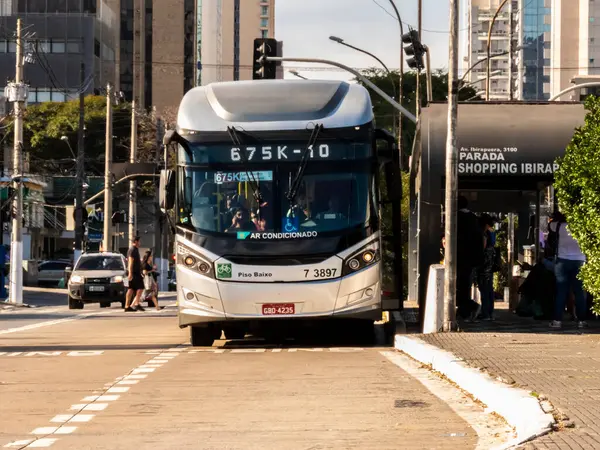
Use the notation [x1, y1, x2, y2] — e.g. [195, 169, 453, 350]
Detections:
[66, 252, 128, 310]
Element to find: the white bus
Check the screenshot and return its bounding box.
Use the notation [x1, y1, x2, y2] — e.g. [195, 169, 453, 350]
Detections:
[160, 79, 402, 346]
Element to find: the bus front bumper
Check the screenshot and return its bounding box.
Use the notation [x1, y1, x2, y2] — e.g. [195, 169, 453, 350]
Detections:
[177, 264, 381, 327]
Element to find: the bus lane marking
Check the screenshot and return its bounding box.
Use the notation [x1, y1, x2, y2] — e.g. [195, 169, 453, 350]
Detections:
[0, 311, 113, 335]
[3, 344, 186, 449]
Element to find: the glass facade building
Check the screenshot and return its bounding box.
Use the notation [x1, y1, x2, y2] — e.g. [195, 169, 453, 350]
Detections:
[0, 0, 118, 103]
[522, 0, 551, 100]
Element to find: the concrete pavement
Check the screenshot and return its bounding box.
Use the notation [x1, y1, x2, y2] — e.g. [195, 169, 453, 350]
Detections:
[1, 298, 513, 449]
[404, 303, 600, 450]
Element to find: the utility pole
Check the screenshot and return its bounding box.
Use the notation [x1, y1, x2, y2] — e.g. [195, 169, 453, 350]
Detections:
[443, 0, 459, 331]
[156, 116, 168, 291]
[128, 100, 137, 246]
[102, 83, 113, 253]
[8, 19, 25, 304]
[416, 0, 422, 117]
[74, 62, 85, 262]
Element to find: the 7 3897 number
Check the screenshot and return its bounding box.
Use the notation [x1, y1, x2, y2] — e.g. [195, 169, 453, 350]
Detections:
[304, 268, 337, 279]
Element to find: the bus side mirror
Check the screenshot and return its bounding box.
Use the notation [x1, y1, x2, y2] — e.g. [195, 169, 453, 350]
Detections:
[160, 170, 176, 211]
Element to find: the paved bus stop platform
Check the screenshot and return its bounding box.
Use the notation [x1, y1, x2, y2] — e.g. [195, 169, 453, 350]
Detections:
[402, 302, 600, 449]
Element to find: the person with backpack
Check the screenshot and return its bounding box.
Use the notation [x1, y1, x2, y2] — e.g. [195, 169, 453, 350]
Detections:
[547, 211, 587, 328]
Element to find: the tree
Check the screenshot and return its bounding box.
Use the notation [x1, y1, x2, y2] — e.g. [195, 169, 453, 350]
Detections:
[356, 68, 481, 157]
[554, 96, 600, 312]
[3, 96, 177, 177]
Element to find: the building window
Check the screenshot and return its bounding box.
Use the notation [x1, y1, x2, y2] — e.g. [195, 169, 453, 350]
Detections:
[261, 5, 268, 15]
[51, 41, 65, 53]
[66, 40, 81, 53]
[260, 18, 268, 27]
[261, 29, 268, 38]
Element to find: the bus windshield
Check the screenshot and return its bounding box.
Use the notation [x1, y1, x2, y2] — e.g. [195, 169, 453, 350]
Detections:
[177, 166, 373, 235]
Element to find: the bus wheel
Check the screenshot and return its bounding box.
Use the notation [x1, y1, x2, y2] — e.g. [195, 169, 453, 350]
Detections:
[223, 325, 246, 340]
[190, 326, 215, 347]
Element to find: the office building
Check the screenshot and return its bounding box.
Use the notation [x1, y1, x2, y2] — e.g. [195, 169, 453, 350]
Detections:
[520, 0, 551, 100]
[465, 0, 600, 101]
[0, 0, 119, 104]
[112, 0, 195, 113]
[465, 0, 521, 100]
[198, 0, 276, 85]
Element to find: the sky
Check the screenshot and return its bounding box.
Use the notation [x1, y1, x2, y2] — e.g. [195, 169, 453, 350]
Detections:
[275, 0, 468, 81]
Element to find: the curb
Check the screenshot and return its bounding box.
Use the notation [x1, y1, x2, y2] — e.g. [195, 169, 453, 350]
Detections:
[2, 301, 35, 309]
[394, 335, 554, 446]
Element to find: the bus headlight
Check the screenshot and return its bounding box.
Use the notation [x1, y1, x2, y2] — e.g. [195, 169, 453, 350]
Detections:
[177, 244, 215, 279]
[348, 258, 360, 270]
[342, 241, 380, 276]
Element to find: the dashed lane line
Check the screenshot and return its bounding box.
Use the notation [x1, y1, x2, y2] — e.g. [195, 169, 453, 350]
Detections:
[0, 311, 113, 335]
[3, 344, 187, 449]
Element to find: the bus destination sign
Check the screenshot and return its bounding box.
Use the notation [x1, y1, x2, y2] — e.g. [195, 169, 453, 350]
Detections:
[186, 142, 372, 164]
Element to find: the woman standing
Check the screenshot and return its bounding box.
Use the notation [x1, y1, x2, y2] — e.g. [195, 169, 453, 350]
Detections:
[477, 214, 497, 321]
[548, 212, 587, 328]
[141, 250, 162, 311]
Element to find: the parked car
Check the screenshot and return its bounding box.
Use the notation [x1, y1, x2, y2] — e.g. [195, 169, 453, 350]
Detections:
[66, 252, 128, 310]
[38, 260, 72, 287]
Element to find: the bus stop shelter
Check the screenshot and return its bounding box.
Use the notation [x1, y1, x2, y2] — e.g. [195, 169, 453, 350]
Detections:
[408, 102, 586, 320]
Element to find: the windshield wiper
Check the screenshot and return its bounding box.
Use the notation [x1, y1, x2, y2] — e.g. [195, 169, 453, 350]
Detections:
[226, 126, 263, 206]
[286, 124, 324, 211]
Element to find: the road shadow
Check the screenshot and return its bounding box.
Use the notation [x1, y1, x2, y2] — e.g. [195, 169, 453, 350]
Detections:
[210, 322, 394, 349]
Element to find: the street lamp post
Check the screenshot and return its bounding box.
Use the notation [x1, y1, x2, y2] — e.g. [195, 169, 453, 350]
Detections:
[288, 70, 307, 80]
[329, 36, 397, 134]
[485, 0, 510, 101]
[385, 0, 404, 168]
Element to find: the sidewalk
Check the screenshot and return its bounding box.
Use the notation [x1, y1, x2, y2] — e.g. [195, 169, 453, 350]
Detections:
[406, 303, 600, 449]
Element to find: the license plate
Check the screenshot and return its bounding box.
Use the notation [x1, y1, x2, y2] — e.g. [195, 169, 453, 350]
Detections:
[89, 286, 105, 292]
[262, 303, 295, 315]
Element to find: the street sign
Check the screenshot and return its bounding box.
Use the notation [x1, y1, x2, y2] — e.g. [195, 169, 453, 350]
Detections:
[88, 232, 103, 242]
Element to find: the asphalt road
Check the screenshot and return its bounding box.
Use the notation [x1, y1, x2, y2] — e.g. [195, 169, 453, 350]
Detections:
[1, 291, 513, 449]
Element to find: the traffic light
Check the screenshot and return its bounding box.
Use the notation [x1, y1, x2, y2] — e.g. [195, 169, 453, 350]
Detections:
[402, 29, 426, 72]
[253, 38, 278, 80]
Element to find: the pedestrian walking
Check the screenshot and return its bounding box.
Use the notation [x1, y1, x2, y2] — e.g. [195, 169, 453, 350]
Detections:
[141, 250, 162, 311]
[124, 236, 145, 312]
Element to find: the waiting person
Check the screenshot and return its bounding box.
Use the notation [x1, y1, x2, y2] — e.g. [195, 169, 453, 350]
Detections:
[124, 236, 145, 312]
[549, 211, 587, 329]
[456, 196, 484, 320]
[141, 250, 162, 311]
[476, 214, 497, 321]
